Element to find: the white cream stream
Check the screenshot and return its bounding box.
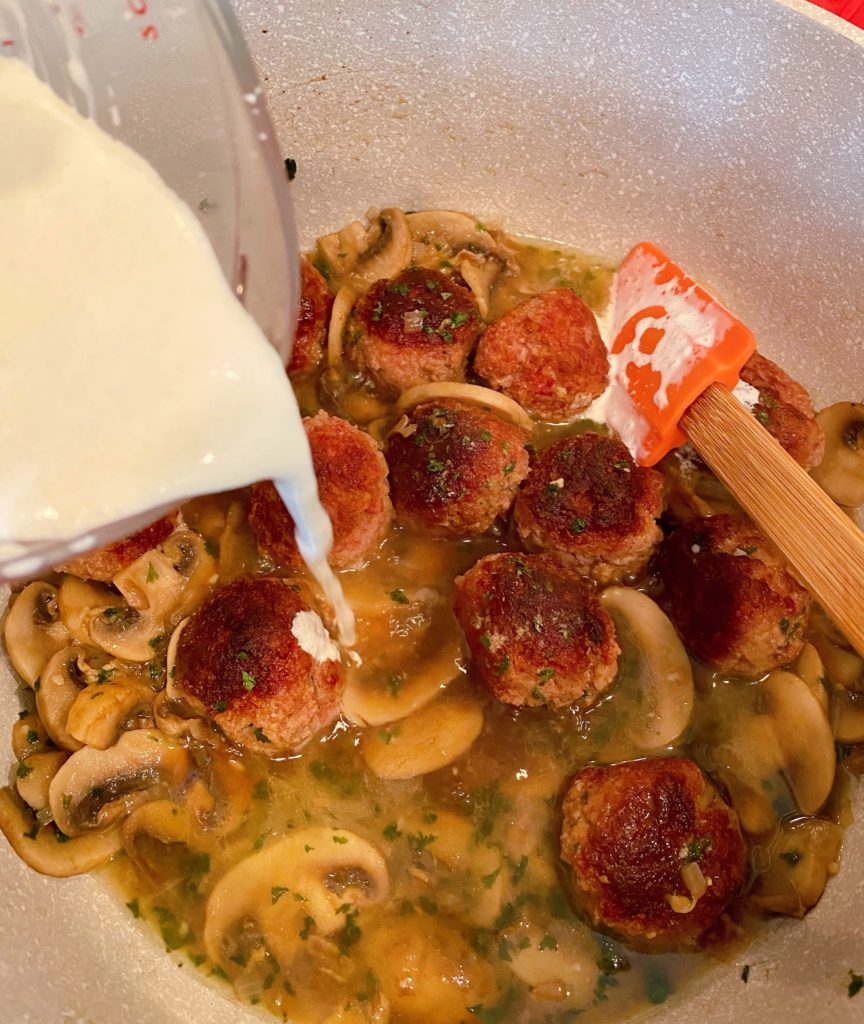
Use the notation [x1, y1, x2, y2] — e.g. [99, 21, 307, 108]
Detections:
[0, 58, 354, 643]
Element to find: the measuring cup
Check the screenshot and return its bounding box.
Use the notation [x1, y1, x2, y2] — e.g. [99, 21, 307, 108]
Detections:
[0, 0, 299, 577]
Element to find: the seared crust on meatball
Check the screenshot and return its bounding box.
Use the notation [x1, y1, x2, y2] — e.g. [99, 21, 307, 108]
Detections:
[386, 401, 531, 537]
[453, 553, 619, 708]
[740, 352, 824, 469]
[658, 514, 809, 676]
[56, 513, 177, 581]
[560, 758, 746, 952]
[348, 268, 482, 395]
[514, 433, 663, 583]
[249, 411, 392, 569]
[174, 576, 343, 757]
[474, 289, 609, 420]
[287, 257, 332, 376]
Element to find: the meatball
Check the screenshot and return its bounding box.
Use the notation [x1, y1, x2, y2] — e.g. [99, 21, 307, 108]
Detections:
[514, 432, 663, 583]
[560, 757, 746, 951]
[453, 552, 620, 708]
[56, 512, 176, 581]
[740, 351, 824, 469]
[386, 400, 531, 537]
[287, 257, 332, 376]
[474, 288, 608, 421]
[658, 514, 810, 676]
[173, 576, 343, 757]
[348, 268, 482, 395]
[248, 411, 392, 569]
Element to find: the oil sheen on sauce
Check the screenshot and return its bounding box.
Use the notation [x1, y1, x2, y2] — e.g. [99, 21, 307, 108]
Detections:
[0, 58, 353, 642]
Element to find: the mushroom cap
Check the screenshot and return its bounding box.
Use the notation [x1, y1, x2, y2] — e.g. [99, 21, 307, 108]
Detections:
[3, 581, 68, 687]
[810, 401, 864, 507]
[173, 576, 344, 757]
[48, 728, 190, 837]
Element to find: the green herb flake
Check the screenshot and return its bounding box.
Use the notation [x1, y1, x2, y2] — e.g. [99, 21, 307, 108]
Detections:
[479, 634, 492, 649]
[15, 762, 32, 779]
[612, 459, 631, 471]
[241, 670, 257, 692]
[849, 970, 864, 998]
[451, 311, 469, 327]
[211, 700, 226, 713]
[644, 963, 672, 1005]
[389, 282, 409, 297]
[372, 301, 384, 322]
[467, 985, 520, 1024]
[386, 671, 403, 698]
[530, 687, 546, 702]
[537, 667, 555, 682]
[684, 834, 713, 863]
[148, 634, 164, 651]
[427, 457, 446, 473]
[497, 938, 512, 962]
[96, 667, 115, 684]
[379, 726, 400, 745]
[271, 886, 290, 905]
[252, 780, 269, 801]
[145, 561, 158, 584]
[508, 854, 529, 885]
[252, 726, 271, 744]
[756, 410, 770, 426]
[569, 517, 588, 534]
[481, 865, 502, 889]
[203, 538, 220, 558]
[538, 934, 558, 951]
[389, 588, 409, 605]
[496, 655, 511, 676]
[299, 915, 315, 939]
[480, 430, 492, 442]
[332, 834, 349, 845]
[407, 831, 436, 853]
[126, 898, 141, 918]
[382, 822, 402, 840]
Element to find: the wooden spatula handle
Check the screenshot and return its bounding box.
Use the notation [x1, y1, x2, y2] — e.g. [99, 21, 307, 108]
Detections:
[681, 382, 864, 659]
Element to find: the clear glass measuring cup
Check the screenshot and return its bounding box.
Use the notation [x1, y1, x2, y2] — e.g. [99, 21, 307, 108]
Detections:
[0, 0, 299, 577]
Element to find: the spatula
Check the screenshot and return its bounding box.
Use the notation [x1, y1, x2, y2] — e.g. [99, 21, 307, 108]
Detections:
[606, 241, 864, 659]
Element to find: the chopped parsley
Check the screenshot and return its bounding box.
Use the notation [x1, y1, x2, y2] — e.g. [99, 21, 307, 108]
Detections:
[388, 282, 409, 296]
[496, 654, 511, 675]
[538, 934, 558, 952]
[382, 822, 402, 841]
[126, 898, 141, 918]
[145, 561, 159, 584]
[479, 634, 491, 649]
[644, 963, 672, 1005]
[252, 780, 269, 800]
[372, 301, 383, 322]
[252, 726, 270, 743]
[427, 457, 446, 473]
[684, 834, 713, 863]
[537, 667, 555, 682]
[271, 886, 290, 904]
[386, 671, 404, 697]
[299, 915, 315, 939]
[241, 671, 257, 691]
[332, 834, 349, 845]
[481, 865, 502, 889]
[407, 831, 436, 853]
[26, 729, 39, 745]
[480, 430, 492, 442]
[15, 762, 32, 779]
[235, 650, 250, 661]
[569, 517, 588, 534]
[451, 311, 470, 327]
[530, 687, 546, 702]
[388, 588, 409, 604]
[211, 700, 226, 713]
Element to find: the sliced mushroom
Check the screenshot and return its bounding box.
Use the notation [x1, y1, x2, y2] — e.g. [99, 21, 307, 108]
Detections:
[506, 926, 598, 1005]
[0, 788, 122, 877]
[86, 531, 215, 663]
[395, 382, 533, 432]
[792, 643, 829, 713]
[406, 210, 497, 256]
[711, 715, 785, 836]
[452, 248, 502, 318]
[831, 688, 864, 743]
[810, 402, 864, 507]
[65, 675, 156, 749]
[318, 208, 412, 285]
[760, 670, 836, 815]
[3, 581, 68, 686]
[342, 632, 462, 727]
[204, 827, 389, 970]
[811, 630, 864, 693]
[11, 713, 51, 759]
[35, 645, 89, 752]
[15, 750, 68, 813]
[327, 285, 357, 367]
[48, 728, 190, 837]
[599, 587, 694, 751]
[361, 695, 483, 780]
[57, 576, 115, 644]
[751, 817, 842, 917]
[121, 799, 212, 885]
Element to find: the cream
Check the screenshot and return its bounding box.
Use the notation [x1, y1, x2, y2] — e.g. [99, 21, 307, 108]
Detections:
[0, 58, 354, 643]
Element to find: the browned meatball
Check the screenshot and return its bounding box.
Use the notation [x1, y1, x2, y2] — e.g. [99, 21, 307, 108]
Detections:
[249, 411, 392, 569]
[740, 351, 824, 469]
[56, 513, 177, 581]
[348, 268, 482, 395]
[173, 576, 343, 757]
[514, 432, 663, 583]
[287, 257, 332, 377]
[453, 553, 619, 708]
[560, 758, 746, 952]
[474, 289, 608, 420]
[385, 401, 531, 537]
[658, 514, 810, 676]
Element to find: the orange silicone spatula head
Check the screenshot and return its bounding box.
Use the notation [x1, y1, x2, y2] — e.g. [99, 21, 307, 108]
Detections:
[607, 241, 756, 466]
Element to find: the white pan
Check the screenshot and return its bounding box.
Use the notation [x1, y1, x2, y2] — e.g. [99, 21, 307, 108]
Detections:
[1, 1, 862, 1021]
